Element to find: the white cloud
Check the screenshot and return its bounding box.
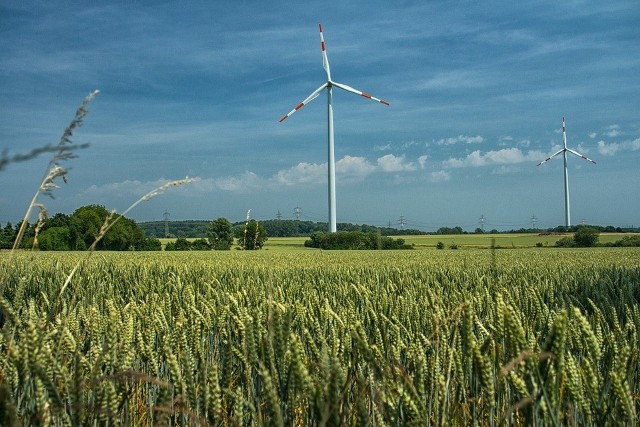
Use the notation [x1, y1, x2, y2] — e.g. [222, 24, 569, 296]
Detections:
[272, 154, 417, 186]
[213, 171, 262, 192]
[374, 143, 392, 151]
[443, 148, 546, 168]
[430, 170, 451, 182]
[589, 132, 597, 139]
[597, 138, 640, 156]
[605, 124, 620, 137]
[418, 155, 428, 169]
[435, 135, 484, 146]
[377, 154, 416, 172]
[274, 162, 326, 186]
[338, 155, 377, 177]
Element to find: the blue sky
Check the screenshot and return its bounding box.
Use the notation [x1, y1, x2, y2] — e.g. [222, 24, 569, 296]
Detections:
[1, 1, 639, 231]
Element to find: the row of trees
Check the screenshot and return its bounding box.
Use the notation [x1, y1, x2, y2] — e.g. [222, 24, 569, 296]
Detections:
[1, 205, 161, 251]
[304, 231, 413, 250]
[1, 209, 267, 251]
[206, 217, 267, 250]
[555, 226, 640, 247]
[165, 218, 268, 251]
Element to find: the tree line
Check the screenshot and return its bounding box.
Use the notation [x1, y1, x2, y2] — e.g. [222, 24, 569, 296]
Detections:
[1, 205, 161, 251]
[0, 207, 268, 251]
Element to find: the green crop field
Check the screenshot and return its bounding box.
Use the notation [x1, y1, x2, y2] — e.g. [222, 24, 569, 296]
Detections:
[162, 233, 636, 252]
[1, 248, 639, 425]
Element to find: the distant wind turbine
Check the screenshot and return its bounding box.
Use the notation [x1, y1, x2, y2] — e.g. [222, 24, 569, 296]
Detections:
[279, 24, 389, 232]
[537, 116, 596, 227]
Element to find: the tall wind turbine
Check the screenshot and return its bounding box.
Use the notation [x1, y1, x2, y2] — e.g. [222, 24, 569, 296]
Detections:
[279, 24, 389, 232]
[537, 116, 596, 227]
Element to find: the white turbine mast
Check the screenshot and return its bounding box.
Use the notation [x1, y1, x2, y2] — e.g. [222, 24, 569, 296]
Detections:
[279, 23, 389, 232]
[537, 116, 596, 227]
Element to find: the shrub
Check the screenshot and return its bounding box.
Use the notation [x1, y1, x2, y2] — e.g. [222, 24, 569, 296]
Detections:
[555, 237, 575, 247]
[573, 226, 599, 247]
[304, 231, 412, 250]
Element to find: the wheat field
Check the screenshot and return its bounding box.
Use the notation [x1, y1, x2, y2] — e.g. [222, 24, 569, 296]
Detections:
[1, 248, 638, 425]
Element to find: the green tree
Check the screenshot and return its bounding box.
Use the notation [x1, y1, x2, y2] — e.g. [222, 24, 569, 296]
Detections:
[238, 220, 267, 250]
[190, 238, 211, 250]
[0, 222, 14, 249]
[70, 205, 147, 250]
[207, 217, 234, 250]
[573, 226, 599, 247]
[71, 205, 107, 249]
[36, 227, 70, 250]
[555, 236, 575, 247]
[140, 237, 162, 251]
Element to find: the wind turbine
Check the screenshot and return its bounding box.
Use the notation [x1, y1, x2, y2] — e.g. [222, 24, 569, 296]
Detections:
[537, 116, 596, 227]
[279, 24, 389, 232]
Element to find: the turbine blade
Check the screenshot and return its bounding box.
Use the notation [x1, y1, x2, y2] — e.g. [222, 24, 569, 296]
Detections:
[332, 81, 390, 105]
[566, 148, 597, 164]
[279, 83, 328, 122]
[319, 23, 331, 81]
[537, 149, 565, 166]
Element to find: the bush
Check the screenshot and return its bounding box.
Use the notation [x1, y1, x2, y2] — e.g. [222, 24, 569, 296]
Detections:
[573, 226, 599, 247]
[190, 238, 211, 250]
[610, 235, 640, 247]
[436, 241, 445, 250]
[140, 237, 162, 251]
[555, 237, 575, 248]
[304, 231, 412, 250]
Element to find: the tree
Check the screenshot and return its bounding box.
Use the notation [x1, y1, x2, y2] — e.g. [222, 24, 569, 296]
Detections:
[139, 237, 162, 251]
[207, 217, 234, 250]
[555, 237, 575, 248]
[36, 227, 70, 250]
[238, 220, 267, 250]
[0, 222, 15, 249]
[190, 238, 211, 250]
[573, 226, 599, 247]
[165, 238, 191, 251]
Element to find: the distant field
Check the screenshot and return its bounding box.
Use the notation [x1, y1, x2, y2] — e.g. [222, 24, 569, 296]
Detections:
[158, 233, 634, 251]
[393, 232, 632, 249]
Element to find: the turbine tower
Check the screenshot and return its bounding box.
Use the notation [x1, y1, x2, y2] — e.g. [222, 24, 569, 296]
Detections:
[537, 117, 596, 227]
[280, 24, 389, 232]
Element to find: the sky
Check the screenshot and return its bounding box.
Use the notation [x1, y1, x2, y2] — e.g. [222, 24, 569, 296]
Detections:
[1, 0, 639, 231]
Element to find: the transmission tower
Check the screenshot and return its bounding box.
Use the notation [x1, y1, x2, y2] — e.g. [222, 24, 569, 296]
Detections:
[479, 214, 486, 231]
[397, 215, 406, 230]
[294, 206, 302, 220]
[163, 209, 170, 238]
[531, 215, 538, 229]
[276, 210, 282, 220]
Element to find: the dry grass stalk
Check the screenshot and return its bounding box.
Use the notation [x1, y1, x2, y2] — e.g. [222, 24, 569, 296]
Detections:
[11, 90, 99, 252]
